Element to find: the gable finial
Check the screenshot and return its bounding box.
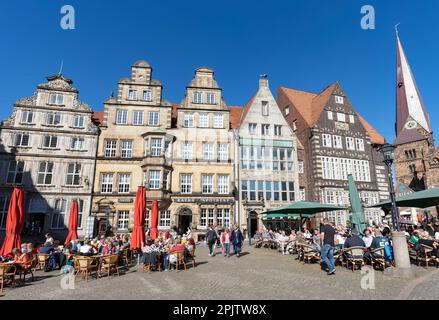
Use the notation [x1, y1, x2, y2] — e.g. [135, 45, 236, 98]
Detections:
[58, 60, 64, 76]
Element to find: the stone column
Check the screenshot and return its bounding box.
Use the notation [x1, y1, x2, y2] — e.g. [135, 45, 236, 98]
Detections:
[392, 231, 411, 269]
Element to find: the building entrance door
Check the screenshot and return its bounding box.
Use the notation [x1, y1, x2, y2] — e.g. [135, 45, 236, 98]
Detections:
[249, 211, 258, 238]
[178, 207, 193, 235]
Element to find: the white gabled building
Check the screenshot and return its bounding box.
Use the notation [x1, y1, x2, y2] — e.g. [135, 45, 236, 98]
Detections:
[0, 74, 99, 240]
[232, 76, 300, 236]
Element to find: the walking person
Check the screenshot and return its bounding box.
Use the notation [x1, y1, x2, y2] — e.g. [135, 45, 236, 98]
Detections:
[206, 225, 218, 257]
[230, 225, 244, 258]
[221, 228, 232, 257]
[320, 218, 336, 275]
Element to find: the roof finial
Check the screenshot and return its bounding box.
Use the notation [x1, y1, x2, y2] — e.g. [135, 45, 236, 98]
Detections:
[58, 60, 64, 76]
[395, 23, 400, 35]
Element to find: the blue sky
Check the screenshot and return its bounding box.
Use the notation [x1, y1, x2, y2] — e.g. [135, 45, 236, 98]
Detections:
[0, 0, 438, 143]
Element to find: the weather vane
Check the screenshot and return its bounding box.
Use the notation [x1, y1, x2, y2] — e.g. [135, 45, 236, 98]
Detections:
[58, 60, 64, 76]
[395, 23, 401, 34]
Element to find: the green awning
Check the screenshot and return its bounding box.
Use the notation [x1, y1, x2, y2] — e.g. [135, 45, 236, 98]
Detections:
[366, 188, 439, 210]
[264, 201, 348, 216]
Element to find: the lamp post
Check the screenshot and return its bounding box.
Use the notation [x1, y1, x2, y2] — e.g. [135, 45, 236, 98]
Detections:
[379, 143, 400, 231]
[247, 211, 252, 246]
[379, 143, 411, 270]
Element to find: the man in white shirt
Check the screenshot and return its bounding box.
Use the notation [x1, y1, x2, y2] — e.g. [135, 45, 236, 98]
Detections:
[278, 231, 290, 255]
[362, 228, 374, 248]
[79, 240, 93, 256]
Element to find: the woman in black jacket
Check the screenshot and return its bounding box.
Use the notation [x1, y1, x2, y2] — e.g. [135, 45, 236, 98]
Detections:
[230, 225, 245, 258]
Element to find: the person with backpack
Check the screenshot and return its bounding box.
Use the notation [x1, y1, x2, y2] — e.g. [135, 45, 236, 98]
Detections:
[230, 225, 245, 258]
[206, 225, 218, 257]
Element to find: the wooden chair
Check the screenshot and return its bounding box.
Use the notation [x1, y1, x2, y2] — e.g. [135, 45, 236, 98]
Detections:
[168, 250, 187, 272]
[407, 242, 419, 264]
[120, 249, 130, 267]
[333, 248, 345, 267]
[187, 249, 196, 269]
[296, 243, 304, 262]
[301, 244, 320, 264]
[371, 247, 387, 272]
[0, 264, 16, 292]
[75, 257, 98, 282]
[344, 247, 367, 271]
[36, 254, 50, 271]
[142, 253, 161, 273]
[17, 257, 38, 283]
[100, 255, 120, 279]
[417, 245, 437, 267]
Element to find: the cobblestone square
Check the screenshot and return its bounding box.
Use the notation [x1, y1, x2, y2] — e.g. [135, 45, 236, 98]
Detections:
[2, 244, 438, 300]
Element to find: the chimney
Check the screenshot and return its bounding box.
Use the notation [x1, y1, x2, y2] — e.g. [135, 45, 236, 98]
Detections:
[259, 74, 269, 88]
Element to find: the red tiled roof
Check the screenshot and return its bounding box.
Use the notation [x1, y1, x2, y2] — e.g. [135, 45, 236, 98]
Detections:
[92, 112, 104, 126]
[228, 106, 244, 129]
[357, 115, 386, 145]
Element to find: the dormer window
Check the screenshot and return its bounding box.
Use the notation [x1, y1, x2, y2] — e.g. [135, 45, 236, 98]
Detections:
[142, 90, 152, 102]
[207, 93, 216, 105]
[129, 90, 137, 100]
[285, 106, 290, 116]
[194, 92, 202, 104]
[335, 96, 344, 104]
[49, 93, 64, 105]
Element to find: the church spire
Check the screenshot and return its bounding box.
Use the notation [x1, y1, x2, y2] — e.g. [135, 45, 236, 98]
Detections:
[395, 30, 432, 144]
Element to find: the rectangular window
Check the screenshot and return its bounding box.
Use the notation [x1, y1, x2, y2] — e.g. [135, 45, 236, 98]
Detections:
[299, 189, 306, 201]
[200, 209, 207, 227]
[51, 199, 67, 229]
[184, 113, 194, 128]
[208, 209, 214, 226]
[322, 134, 332, 148]
[288, 182, 295, 201]
[223, 209, 230, 228]
[117, 211, 130, 230]
[21, 110, 34, 124]
[273, 181, 280, 201]
[150, 138, 162, 157]
[116, 110, 128, 125]
[0, 196, 9, 229]
[202, 143, 215, 161]
[121, 140, 133, 158]
[285, 106, 290, 116]
[261, 124, 270, 136]
[335, 96, 344, 104]
[149, 171, 161, 190]
[356, 138, 365, 151]
[333, 135, 343, 149]
[216, 209, 223, 227]
[349, 115, 355, 124]
[71, 138, 85, 151]
[265, 181, 272, 201]
[202, 175, 213, 194]
[298, 161, 304, 174]
[43, 136, 58, 149]
[159, 211, 171, 228]
[49, 93, 64, 105]
[249, 123, 257, 135]
[148, 111, 159, 126]
[194, 92, 202, 104]
[199, 113, 209, 128]
[105, 140, 117, 158]
[132, 111, 144, 125]
[213, 114, 224, 128]
[37, 162, 53, 185]
[327, 111, 333, 120]
[274, 125, 282, 136]
[66, 163, 81, 186]
[73, 115, 84, 128]
[7, 160, 25, 184]
[77, 199, 84, 228]
[180, 174, 192, 194]
[163, 171, 170, 190]
[181, 142, 194, 160]
[46, 112, 61, 126]
[142, 90, 152, 102]
[337, 113, 346, 122]
[14, 133, 30, 147]
[129, 90, 137, 100]
[207, 93, 216, 105]
[118, 174, 131, 193]
[346, 137, 355, 150]
[262, 101, 269, 116]
[218, 175, 229, 194]
[101, 174, 114, 193]
[218, 144, 229, 161]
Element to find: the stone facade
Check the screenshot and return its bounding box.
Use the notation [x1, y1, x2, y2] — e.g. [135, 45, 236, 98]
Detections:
[233, 77, 300, 235]
[278, 82, 389, 227]
[91, 61, 174, 236]
[0, 75, 99, 239]
[168, 68, 235, 241]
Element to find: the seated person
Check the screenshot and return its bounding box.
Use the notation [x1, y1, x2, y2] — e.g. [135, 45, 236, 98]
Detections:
[38, 243, 55, 255]
[278, 231, 290, 255]
[79, 240, 93, 256]
[12, 248, 32, 271]
[142, 238, 160, 267]
[344, 229, 366, 259]
[362, 228, 374, 248]
[370, 229, 390, 257]
[185, 237, 196, 252]
[311, 230, 321, 252]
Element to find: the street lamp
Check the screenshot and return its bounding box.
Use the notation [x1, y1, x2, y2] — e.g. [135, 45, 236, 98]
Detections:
[379, 143, 401, 231]
[247, 212, 252, 246]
